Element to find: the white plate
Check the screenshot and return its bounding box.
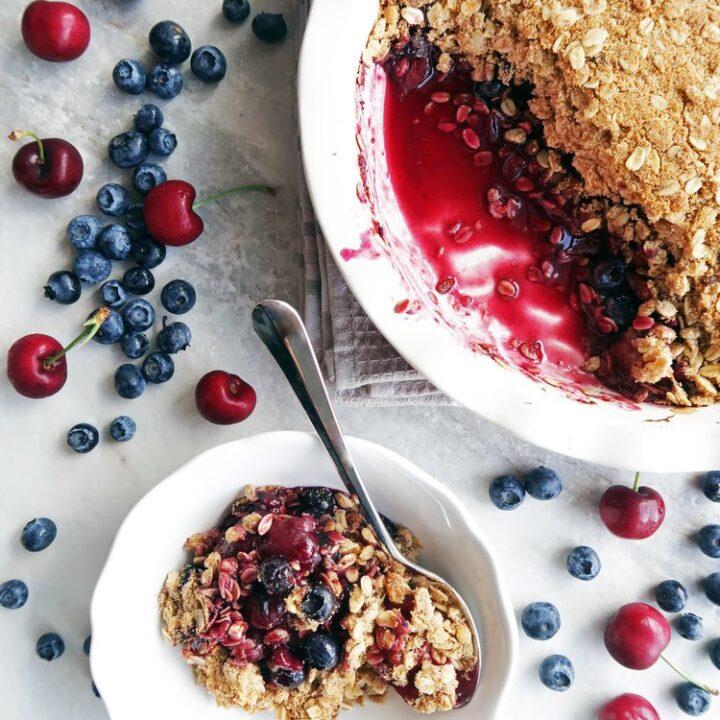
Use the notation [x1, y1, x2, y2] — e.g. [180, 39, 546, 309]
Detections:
[298, 0, 720, 472]
[91, 431, 517, 719]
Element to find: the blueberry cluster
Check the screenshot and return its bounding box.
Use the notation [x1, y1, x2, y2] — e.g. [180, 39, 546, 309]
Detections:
[488, 465, 563, 510]
[221, 0, 288, 44]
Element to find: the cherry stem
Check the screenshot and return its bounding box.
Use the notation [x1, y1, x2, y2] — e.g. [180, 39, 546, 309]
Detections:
[632, 471, 641, 492]
[660, 654, 719, 696]
[8, 130, 46, 165]
[43, 307, 111, 370]
[192, 184, 276, 210]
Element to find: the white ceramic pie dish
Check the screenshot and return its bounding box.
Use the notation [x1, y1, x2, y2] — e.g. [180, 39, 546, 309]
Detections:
[298, 0, 720, 473]
[90, 431, 516, 719]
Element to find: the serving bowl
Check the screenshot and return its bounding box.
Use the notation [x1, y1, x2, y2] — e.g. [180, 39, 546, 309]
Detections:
[91, 431, 516, 720]
[298, 0, 720, 472]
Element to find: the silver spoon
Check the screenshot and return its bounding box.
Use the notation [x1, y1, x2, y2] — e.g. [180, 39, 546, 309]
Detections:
[252, 299, 480, 707]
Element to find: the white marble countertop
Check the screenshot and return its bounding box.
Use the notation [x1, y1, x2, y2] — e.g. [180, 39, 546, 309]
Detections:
[1, 1, 719, 718]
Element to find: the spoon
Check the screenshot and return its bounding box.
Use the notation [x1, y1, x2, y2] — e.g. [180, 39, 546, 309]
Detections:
[252, 298, 480, 707]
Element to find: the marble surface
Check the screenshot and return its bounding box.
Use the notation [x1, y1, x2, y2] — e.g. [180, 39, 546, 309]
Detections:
[1, 1, 719, 719]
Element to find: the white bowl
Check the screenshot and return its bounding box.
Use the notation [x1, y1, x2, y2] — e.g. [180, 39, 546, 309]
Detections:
[91, 431, 517, 719]
[298, 0, 720, 472]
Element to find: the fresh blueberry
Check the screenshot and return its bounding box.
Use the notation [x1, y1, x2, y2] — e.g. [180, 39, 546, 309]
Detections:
[157, 320, 191, 353]
[705, 572, 720, 605]
[90, 309, 124, 344]
[83, 635, 91, 656]
[538, 655, 574, 692]
[125, 202, 146, 235]
[110, 416, 136, 442]
[114, 364, 146, 399]
[21, 518, 57, 552]
[148, 63, 183, 100]
[96, 183, 130, 216]
[120, 332, 149, 360]
[98, 224, 132, 260]
[697, 524, 720, 558]
[223, 0, 251, 24]
[525, 466, 563, 500]
[589, 256, 626, 292]
[299, 487, 336, 515]
[252, 13, 287, 43]
[44, 271, 81, 305]
[710, 638, 720, 670]
[566, 546, 601, 581]
[161, 279, 196, 314]
[301, 585, 337, 622]
[37, 633, 65, 662]
[108, 131, 150, 169]
[148, 127, 177, 157]
[521, 602, 561, 641]
[112, 59, 146, 94]
[676, 682, 711, 716]
[99, 280, 128, 309]
[132, 162, 167, 195]
[67, 423, 100, 454]
[0, 579, 28, 609]
[259, 557, 294, 595]
[122, 299, 155, 332]
[134, 103, 164, 134]
[702, 471, 720, 502]
[149, 21, 191, 63]
[123, 267, 155, 295]
[141, 352, 175, 384]
[604, 292, 637, 333]
[272, 665, 305, 688]
[191, 45, 227, 83]
[131, 236, 166, 269]
[67, 215, 102, 250]
[75, 251, 112, 285]
[304, 632, 340, 671]
[676, 613, 704, 641]
[489, 475, 525, 510]
[656, 580, 688, 613]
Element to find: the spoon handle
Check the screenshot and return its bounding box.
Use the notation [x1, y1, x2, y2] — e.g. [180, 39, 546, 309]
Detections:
[252, 299, 400, 557]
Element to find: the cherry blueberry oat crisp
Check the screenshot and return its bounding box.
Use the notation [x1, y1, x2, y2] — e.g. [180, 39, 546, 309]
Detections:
[159, 485, 477, 719]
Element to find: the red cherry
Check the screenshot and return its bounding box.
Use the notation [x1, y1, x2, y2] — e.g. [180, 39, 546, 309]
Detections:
[604, 603, 670, 670]
[599, 474, 665, 539]
[10, 131, 83, 198]
[259, 515, 320, 573]
[143, 180, 204, 247]
[7, 334, 66, 398]
[195, 370, 257, 424]
[598, 693, 659, 720]
[22, 1, 90, 62]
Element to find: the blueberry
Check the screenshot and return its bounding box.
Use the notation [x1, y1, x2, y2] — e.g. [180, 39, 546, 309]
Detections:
[489, 475, 525, 510]
[566, 546, 601, 581]
[44, 271, 81, 305]
[656, 580, 688, 613]
[161, 279, 196, 314]
[99, 280, 128, 309]
[252, 13, 287, 43]
[697, 524, 720, 558]
[122, 299, 155, 332]
[525, 466, 563, 500]
[676, 682, 711, 716]
[120, 332, 149, 359]
[304, 632, 340, 671]
[114, 364, 146, 399]
[301, 585, 337, 622]
[604, 292, 637, 333]
[705, 572, 720, 605]
[0, 579, 28, 609]
[132, 236, 166, 269]
[157, 320, 191, 353]
[473, 80, 506, 101]
[134, 104, 164, 134]
[272, 666, 305, 688]
[112, 59, 146, 94]
[191, 45, 227, 83]
[223, 0, 251, 24]
[96, 183, 130, 216]
[676, 613, 704, 641]
[589, 256, 626, 292]
[67, 215, 102, 249]
[108, 131, 150, 169]
[90, 309, 124, 344]
[110, 415, 136, 442]
[259, 557, 294, 595]
[36, 633, 65, 661]
[148, 127, 177, 157]
[149, 20, 191, 63]
[98, 224, 132, 261]
[148, 63, 183, 100]
[132, 162, 167, 195]
[538, 655, 574, 692]
[521, 602, 561, 640]
[21, 518, 57, 552]
[83, 635, 91, 656]
[141, 352, 175, 384]
[710, 638, 720, 670]
[125, 202, 146, 235]
[299, 487, 336, 515]
[75, 251, 112, 284]
[123, 267, 155, 295]
[67, 423, 99, 453]
[702, 471, 720, 502]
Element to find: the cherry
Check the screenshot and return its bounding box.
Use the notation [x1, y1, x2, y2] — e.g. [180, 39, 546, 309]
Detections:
[195, 370, 257, 424]
[9, 130, 83, 198]
[259, 515, 320, 573]
[598, 693, 659, 720]
[246, 593, 287, 630]
[599, 473, 665, 539]
[22, 1, 90, 62]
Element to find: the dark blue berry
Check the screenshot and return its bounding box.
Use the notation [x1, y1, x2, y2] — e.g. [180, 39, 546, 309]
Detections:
[141, 352, 174, 383]
[538, 655, 574, 692]
[566, 546, 600, 581]
[99, 280, 127, 309]
[525, 466, 563, 500]
[122, 299, 155, 332]
[110, 416, 136, 442]
[697, 524, 720, 558]
[304, 632, 340, 670]
[489, 475, 525, 510]
[676, 613, 704, 641]
[108, 131, 149, 169]
[710, 638, 720, 670]
[0, 579, 28, 609]
[148, 63, 183, 100]
[132, 162, 167, 195]
[191, 45, 227, 83]
[259, 557, 294, 595]
[112, 59, 146, 94]
[705, 572, 720, 605]
[157, 320, 191, 353]
[148, 127, 177, 156]
[67, 423, 99, 454]
[589, 256, 626, 292]
[125, 202, 146, 235]
[676, 682, 711, 716]
[134, 104, 164, 134]
[21, 518, 57, 552]
[75, 251, 112, 284]
[223, 0, 251, 24]
[272, 666, 305, 688]
[702, 471, 720, 502]
[299, 487, 336, 515]
[132, 236, 166, 269]
[90, 309, 124, 344]
[44, 271, 81, 305]
[36, 633, 65, 661]
[161, 279, 196, 314]
[521, 602, 561, 641]
[98, 224, 132, 260]
[120, 332, 149, 360]
[655, 580, 687, 613]
[96, 183, 130, 216]
[149, 21, 191, 63]
[83, 635, 91, 655]
[123, 267, 155, 295]
[473, 80, 505, 101]
[301, 585, 337, 622]
[114, 364, 146, 399]
[604, 292, 637, 333]
[67, 215, 102, 250]
[252, 13, 287, 43]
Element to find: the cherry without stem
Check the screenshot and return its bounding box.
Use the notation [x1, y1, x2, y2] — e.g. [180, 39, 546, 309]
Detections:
[21, 1, 90, 62]
[598, 693, 659, 720]
[195, 370, 257, 424]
